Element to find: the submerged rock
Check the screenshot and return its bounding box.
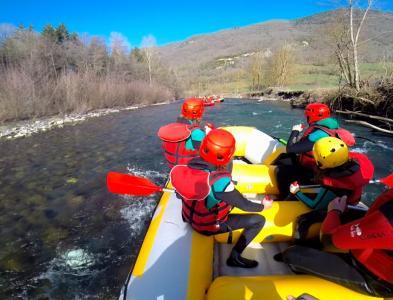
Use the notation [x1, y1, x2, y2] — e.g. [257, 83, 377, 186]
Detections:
[60, 248, 94, 269]
[26, 194, 47, 207]
[66, 195, 85, 208]
[44, 209, 58, 220]
[42, 227, 69, 246]
[2, 257, 23, 272]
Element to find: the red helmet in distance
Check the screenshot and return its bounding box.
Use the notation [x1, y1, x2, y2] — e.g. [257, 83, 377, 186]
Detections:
[181, 97, 204, 120]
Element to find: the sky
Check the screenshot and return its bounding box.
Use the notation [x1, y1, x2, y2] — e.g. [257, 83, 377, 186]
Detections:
[1, 0, 392, 47]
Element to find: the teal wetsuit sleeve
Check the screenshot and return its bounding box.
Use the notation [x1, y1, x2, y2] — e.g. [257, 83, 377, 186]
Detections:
[212, 177, 232, 192]
[308, 129, 329, 143]
[191, 128, 205, 142]
[205, 177, 231, 209]
[295, 187, 337, 209]
[185, 128, 205, 150]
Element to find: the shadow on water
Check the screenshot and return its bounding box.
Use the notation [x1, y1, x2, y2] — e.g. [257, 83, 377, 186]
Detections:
[0, 99, 391, 298]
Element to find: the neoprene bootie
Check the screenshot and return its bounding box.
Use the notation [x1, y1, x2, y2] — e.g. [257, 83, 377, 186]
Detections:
[273, 252, 284, 262]
[226, 251, 258, 268]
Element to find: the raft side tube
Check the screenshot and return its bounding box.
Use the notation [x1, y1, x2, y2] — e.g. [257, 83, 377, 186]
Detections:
[122, 192, 213, 300]
[222, 126, 282, 164]
[232, 162, 279, 195]
[207, 276, 386, 300]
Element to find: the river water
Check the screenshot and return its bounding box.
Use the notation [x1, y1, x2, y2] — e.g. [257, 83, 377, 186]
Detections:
[0, 99, 392, 299]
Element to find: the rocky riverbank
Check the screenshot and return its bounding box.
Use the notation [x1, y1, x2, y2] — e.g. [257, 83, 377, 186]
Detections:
[0, 102, 169, 140]
[239, 88, 328, 105]
[237, 82, 393, 135]
[288, 82, 393, 135]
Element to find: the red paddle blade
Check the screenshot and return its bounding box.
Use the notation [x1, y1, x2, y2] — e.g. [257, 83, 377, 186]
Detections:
[380, 174, 393, 187]
[107, 171, 162, 196]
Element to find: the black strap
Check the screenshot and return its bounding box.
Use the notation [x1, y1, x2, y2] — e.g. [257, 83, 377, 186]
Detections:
[227, 231, 233, 244]
[188, 200, 197, 225]
[181, 199, 229, 216]
[175, 142, 180, 165]
[164, 149, 196, 158]
[224, 222, 233, 244]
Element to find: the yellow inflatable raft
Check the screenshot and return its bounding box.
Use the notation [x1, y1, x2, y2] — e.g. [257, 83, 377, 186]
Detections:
[120, 126, 392, 300]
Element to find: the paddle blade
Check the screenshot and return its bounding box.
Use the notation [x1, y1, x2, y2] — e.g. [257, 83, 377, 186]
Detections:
[107, 171, 162, 196]
[379, 174, 393, 187]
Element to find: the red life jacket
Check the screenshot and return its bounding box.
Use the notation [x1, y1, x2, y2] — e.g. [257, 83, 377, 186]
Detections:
[333, 190, 393, 284]
[170, 165, 232, 233]
[299, 124, 356, 169]
[158, 122, 200, 169]
[321, 152, 374, 205]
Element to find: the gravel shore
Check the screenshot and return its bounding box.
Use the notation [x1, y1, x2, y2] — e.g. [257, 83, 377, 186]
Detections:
[0, 102, 169, 140]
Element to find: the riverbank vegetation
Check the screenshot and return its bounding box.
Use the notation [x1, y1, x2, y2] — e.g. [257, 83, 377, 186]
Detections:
[0, 24, 181, 123]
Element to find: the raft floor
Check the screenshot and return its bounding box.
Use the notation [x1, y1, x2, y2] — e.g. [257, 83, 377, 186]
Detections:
[214, 242, 293, 277]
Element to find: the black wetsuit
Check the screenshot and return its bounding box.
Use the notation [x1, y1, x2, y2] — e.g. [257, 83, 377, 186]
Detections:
[275, 129, 314, 198]
[215, 190, 265, 254]
[286, 129, 314, 154]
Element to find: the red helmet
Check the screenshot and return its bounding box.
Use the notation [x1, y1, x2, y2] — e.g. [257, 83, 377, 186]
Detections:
[200, 129, 236, 166]
[304, 103, 331, 124]
[181, 98, 204, 120]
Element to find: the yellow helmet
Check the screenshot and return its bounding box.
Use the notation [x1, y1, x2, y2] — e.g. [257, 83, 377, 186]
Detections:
[313, 137, 349, 169]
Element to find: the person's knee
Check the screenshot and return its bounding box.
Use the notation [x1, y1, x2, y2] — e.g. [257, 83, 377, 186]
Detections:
[248, 214, 265, 229]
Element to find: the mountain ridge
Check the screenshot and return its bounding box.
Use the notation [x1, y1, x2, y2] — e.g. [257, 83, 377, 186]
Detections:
[159, 9, 393, 71]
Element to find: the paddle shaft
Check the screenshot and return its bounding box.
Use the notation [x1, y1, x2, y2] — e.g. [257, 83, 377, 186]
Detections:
[300, 176, 392, 189]
[271, 135, 288, 145]
[355, 136, 377, 144]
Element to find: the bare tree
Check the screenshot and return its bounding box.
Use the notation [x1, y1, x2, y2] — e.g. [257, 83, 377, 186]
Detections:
[325, 1, 373, 90]
[109, 32, 130, 68]
[264, 44, 295, 87]
[0, 23, 16, 46]
[249, 52, 264, 91]
[141, 34, 157, 86]
[325, 13, 354, 86]
[349, 0, 373, 90]
[0, 26, 178, 122]
[381, 50, 393, 82]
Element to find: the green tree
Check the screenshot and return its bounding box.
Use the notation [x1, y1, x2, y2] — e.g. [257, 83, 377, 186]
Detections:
[42, 24, 57, 41]
[130, 47, 145, 63]
[69, 32, 78, 42]
[55, 24, 70, 44]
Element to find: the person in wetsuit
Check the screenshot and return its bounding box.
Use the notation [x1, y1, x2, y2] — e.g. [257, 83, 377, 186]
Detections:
[289, 137, 374, 241]
[158, 97, 211, 169]
[170, 129, 273, 268]
[279, 189, 393, 297]
[275, 102, 355, 198]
